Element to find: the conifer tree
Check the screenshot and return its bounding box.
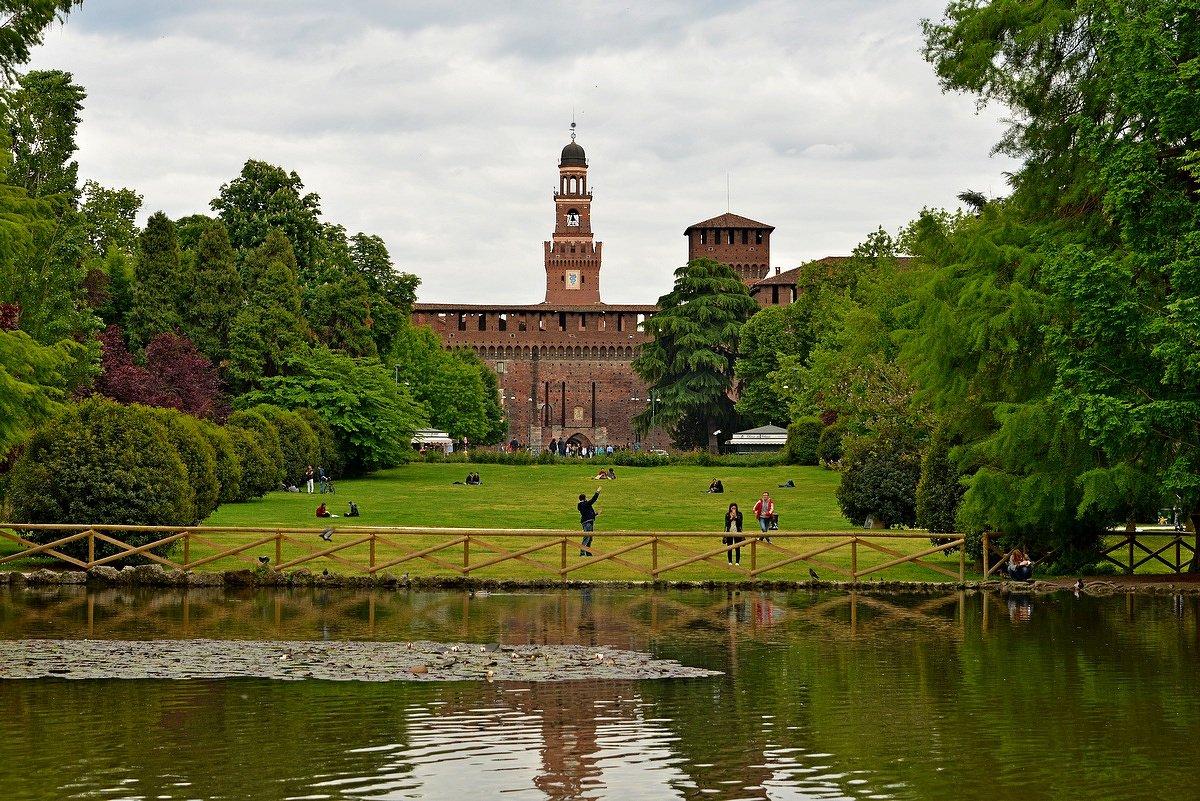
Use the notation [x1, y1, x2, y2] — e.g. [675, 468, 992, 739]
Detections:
[226, 229, 310, 388]
[126, 211, 183, 348]
[183, 218, 242, 364]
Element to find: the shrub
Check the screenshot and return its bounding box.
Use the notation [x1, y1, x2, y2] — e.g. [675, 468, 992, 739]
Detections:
[253, 404, 319, 485]
[226, 426, 277, 500]
[7, 398, 193, 560]
[785, 417, 823, 465]
[198, 420, 242, 506]
[147, 407, 219, 523]
[818, 423, 846, 466]
[227, 408, 283, 486]
[296, 407, 343, 478]
[835, 436, 921, 528]
[916, 435, 965, 535]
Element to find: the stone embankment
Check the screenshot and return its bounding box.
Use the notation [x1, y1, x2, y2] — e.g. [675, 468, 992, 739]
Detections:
[2, 564, 1199, 594]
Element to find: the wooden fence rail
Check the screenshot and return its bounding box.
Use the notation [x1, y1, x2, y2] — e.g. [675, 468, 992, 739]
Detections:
[0, 523, 966, 583]
[984, 530, 1197, 577]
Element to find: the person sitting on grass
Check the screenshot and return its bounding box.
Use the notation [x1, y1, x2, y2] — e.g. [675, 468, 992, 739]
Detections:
[346, 501, 359, 517]
[707, 478, 724, 493]
[316, 503, 332, 518]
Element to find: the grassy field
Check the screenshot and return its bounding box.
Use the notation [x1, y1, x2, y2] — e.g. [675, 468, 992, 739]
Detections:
[203, 462, 852, 532]
[1, 463, 980, 582]
[6, 462, 1192, 582]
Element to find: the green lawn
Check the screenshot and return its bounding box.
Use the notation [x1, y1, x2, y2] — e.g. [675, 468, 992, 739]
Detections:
[6, 463, 1189, 581]
[1, 463, 977, 582]
[203, 462, 852, 532]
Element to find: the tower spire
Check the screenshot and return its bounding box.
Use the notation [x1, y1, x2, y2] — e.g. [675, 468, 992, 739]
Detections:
[545, 126, 601, 304]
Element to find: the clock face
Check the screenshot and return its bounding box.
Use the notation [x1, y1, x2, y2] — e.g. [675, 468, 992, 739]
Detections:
[566, 270, 580, 289]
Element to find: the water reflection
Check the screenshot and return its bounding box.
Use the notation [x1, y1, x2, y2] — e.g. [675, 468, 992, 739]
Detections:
[2, 586, 1199, 801]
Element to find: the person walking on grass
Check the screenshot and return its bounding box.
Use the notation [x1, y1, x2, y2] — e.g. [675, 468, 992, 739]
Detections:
[753, 491, 775, 542]
[578, 486, 602, 556]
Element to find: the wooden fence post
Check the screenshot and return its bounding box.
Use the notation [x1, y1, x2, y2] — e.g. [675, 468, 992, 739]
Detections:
[851, 538, 858, 587]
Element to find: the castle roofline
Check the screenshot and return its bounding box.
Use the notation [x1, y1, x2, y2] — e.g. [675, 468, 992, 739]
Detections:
[684, 212, 775, 233]
[413, 301, 659, 313]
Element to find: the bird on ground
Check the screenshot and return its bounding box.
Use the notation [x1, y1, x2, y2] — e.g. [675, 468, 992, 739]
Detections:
[1074, 578, 1085, 593]
[258, 556, 270, 565]
[320, 528, 334, 542]
[809, 568, 820, 581]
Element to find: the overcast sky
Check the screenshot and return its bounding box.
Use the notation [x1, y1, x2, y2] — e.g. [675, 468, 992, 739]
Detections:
[29, 1, 1017, 305]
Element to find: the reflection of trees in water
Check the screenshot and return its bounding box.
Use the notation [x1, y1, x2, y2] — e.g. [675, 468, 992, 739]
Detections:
[4, 588, 1200, 799]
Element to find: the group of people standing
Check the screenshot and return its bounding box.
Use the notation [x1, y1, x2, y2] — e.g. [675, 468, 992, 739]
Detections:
[722, 492, 778, 565]
[548, 438, 616, 458]
[575, 485, 779, 566]
[304, 465, 332, 494]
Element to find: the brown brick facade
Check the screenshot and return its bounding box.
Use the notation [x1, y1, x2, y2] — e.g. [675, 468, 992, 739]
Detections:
[411, 130, 662, 450]
[684, 213, 774, 284]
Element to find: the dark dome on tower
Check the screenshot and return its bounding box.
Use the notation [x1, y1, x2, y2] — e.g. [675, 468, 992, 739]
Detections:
[560, 140, 587, 167]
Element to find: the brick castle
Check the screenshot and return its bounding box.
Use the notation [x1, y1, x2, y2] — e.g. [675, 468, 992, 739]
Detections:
[411, 127, 793, 450]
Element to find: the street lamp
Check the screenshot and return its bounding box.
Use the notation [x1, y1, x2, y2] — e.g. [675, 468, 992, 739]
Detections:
[646, 390, 658, 452]
[632, 390, 659, 451]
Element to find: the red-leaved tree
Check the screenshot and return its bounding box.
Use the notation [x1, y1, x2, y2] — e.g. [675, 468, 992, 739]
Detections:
[95, 326, 228, 420]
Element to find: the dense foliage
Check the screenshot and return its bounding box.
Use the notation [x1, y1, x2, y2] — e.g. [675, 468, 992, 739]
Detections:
[7, 397, 193, 556]
[634, 258, 760, 452]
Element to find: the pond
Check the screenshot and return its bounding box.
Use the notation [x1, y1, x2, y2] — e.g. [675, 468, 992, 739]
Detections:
[1, 585, 1197, 801]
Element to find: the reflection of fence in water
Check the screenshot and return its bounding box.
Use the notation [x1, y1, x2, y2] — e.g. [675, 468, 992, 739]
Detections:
[0, 524, 965, 582]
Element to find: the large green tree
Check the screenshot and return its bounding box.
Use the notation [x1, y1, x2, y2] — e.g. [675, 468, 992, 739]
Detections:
[633, 258, 760, 452]
[126, 211, 183, 348]
[0, 2, 84, 82]
[1, 68, 84, 197]
[391, 324, 506, 446]
[240, 346, 426, 473]
[211, 159, 322, 277]
[916, 0, 1200, 563]
[733, 303, 813, 427]
[225, 229, 311, 388]
[0, 326, 86, 457]
[180, 218, 242, 364]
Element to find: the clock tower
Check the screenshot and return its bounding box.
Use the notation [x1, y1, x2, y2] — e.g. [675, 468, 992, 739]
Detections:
[544, 124, 602, 304]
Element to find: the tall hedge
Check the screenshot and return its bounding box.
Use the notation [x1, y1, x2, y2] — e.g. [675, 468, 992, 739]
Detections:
[226, 408, 283, 486]
[785, 417, 823, 465]
[225, 426, 277, 500]
[198, 420, 242, 506]
[295, 406, 343, 478]
[147, 407, 219, 524]
[7, 398, 193, 559]
[253, 403, 318, 485]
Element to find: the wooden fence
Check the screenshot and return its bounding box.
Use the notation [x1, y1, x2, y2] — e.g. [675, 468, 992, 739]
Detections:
[983, 530, 1197, 577]
[0, 523, 967, 583]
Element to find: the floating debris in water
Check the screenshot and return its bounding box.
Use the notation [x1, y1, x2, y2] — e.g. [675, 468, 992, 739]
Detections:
[0, 640, 721, 683]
